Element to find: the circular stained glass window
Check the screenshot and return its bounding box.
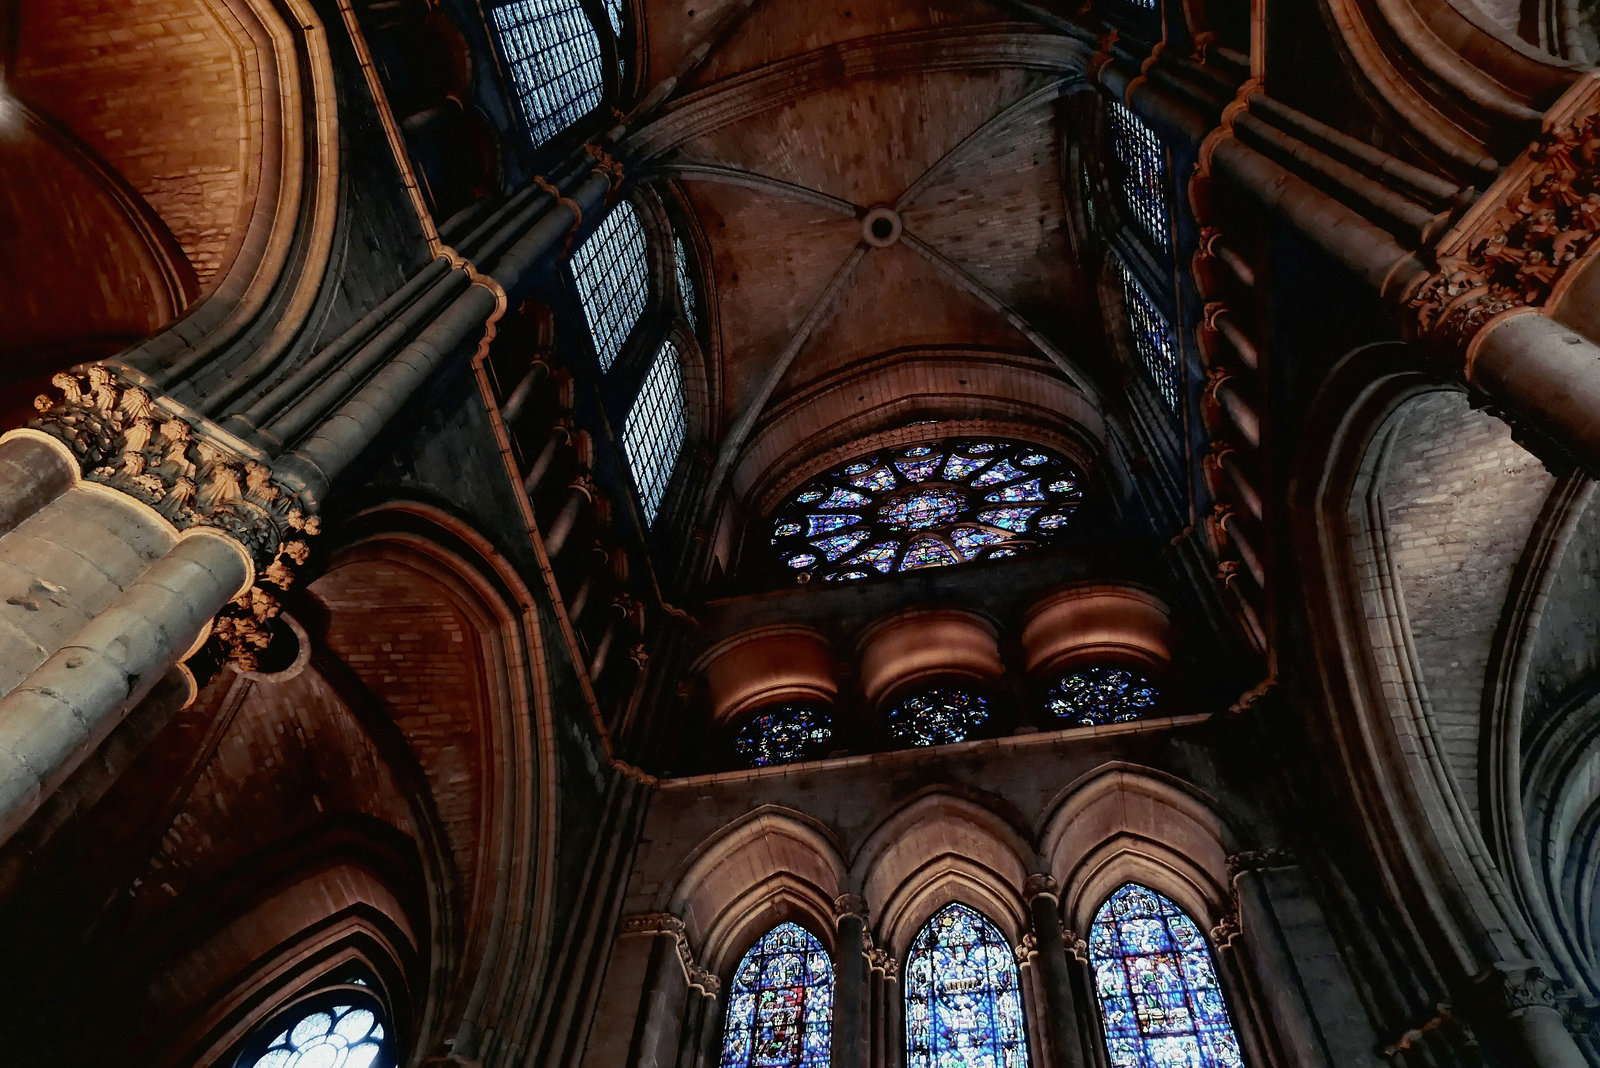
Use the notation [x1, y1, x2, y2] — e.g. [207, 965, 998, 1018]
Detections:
[1045, 667, 1160, 727]
[768, 435, 1084, 583]
[735, 704, 834, 767]
[886, 687, 991, 748]
[241, 1002, 390, 1068]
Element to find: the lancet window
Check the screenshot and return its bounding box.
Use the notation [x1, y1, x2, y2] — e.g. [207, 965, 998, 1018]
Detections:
[1045, 667, 1160, 727]
[1089, 883, 1244, 1068]
[623, 341, 686, 525]
[886, 687, 992, 748]
[735, 703, 833, 768]
[674, 234, 699, 333]
[489, 0, 604, 149]
[571, 199, 649, 371]
[720, 923, 835, 1068]
[237, 1000, 392, 1068]
[905, 903, 1028, 1068]
[1107, 100, 1170, 253]
[600, 0, 625, 35]
[1116, 257, 1179, 409]
[769, 436, 1084, 583]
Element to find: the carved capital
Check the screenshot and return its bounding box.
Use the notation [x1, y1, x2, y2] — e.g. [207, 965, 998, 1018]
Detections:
[31, 365, 319, 672]
[868, 946, 899, 980]
[620, 911, 686, 937]
[1209, 912, 1242, 950]
[833, 893, 869, 922]
[687, 965, 721, 999]
[1478, 963, 1562, 1015]
[1406, 97, 1600, 354]
[1226, 848, 1295, 878]
[1014, 933, 1040, 966]
[1023, 873, 1059, 904]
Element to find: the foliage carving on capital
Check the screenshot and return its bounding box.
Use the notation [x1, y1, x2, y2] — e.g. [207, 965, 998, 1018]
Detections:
[31, 366, 319, 671]
[1014, 933, 1039, 966]
[1407, 99, 1600, 351]
[1225, 848, 1294, 878]
[833, 893, 869, 922]
[1478, 964, 1561, 1014]
[868, 946, 899, 980]
[1209, 913, 1242, 950]
[1022, 873, 1060, 904]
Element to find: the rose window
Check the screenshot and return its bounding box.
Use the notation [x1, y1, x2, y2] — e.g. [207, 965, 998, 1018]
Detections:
[769, 437, 1085, 583]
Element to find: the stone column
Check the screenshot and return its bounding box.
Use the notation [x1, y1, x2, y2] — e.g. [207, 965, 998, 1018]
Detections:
[0, 529, 251, 843]
[1477, 966, 1591, 1068]
[1467, 311, 1600, 474]
[1025, 874, 1087, 1068]
[833, 894, 870, 1068]
[874, 950, 903, 1068]
[545, 477, 595, 557]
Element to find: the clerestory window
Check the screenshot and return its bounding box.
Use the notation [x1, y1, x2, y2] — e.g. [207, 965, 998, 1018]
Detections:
[1116, 256, 1180, 410]
[735, 703, 834, 768]
[489, 0, 605, 149]
[571, 199, 649, 372]
[623, 340, 686, 525]
[1107, 100, 1170, 254]
[236, 997, 393, 1068]
[1044, 666, 1161, 727]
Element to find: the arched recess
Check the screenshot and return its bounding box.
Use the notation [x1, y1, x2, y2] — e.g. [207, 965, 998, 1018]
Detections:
[5, 0, 341, 388]
[666, 806, 847, 975]
[1291, 345, 1566, 1021]
[855, 790, 1033, 957]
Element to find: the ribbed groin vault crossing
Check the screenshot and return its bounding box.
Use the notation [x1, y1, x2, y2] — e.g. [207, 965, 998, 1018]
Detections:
[2, 0, 1599, 1064]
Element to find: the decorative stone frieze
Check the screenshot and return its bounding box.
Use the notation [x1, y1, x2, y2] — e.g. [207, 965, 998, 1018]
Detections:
[1407, 96, 1600, 349]
[30, 366, 319, 671]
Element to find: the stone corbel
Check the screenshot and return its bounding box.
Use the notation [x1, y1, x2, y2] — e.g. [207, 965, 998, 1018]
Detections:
[30, 365, 319, 673]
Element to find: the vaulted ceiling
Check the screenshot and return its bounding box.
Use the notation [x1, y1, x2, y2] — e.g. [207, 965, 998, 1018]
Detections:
[626, 0, 1114, 512]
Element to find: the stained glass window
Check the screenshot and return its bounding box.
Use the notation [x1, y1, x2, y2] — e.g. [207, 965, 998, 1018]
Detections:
[1116, 257, 1179, 410]
[1089, 884, 1244, 1068]
[623, 341, 685, 525]
[675, 235, 699, 333]
[769, 436, 1084, 583]
[886, 687, 991, 748]
[241, 1003, 390, 1068]
[721, 923, 834, 1068]
[571, 199, 649, 371]
[736, 704, 833, 768]
[905, 903, 1028, 1068]
[1107, 100, 1169, 253]
[1046, 667, 1160, 727]
[601, 0, 625, 36]
[490, 0, 604, 149]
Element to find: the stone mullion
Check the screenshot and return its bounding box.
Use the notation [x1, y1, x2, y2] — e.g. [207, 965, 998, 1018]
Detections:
[1025, 875, 1087, 1068]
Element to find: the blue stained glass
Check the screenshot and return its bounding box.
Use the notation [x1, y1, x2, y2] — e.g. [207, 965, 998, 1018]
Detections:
[983, 479, 1045, 503]
[972, 460, 1029, 487]
[735, 704, 833, 767]
[817, 488, 873, 510]
[901, 539, 959, 570]
[847, 542, 900, 572]
[814, 531, 869, 560]
[851, 467, 897, 492]
[942, 454, 986, 480]
[882, 490, 964, 531]
[1089, 884, 1242, 1068]
[1116, 257, 1180, 411]
[976, 507, 1039, 532]
[721, 923, 835, 1068]
[887, 687, 990, 747]
[771, 435, 1084, 583]
[245, 1004, 389, 1068]
[786, 553, 817, 569]
[905, 904, 1028, 1068]
[1036, 511, 1073, 532]
[1046, 667, 1160, 727]
[807, 514, 861, 536]
[951, 527, 1005, 557]
[1108, 100, 1170, 254]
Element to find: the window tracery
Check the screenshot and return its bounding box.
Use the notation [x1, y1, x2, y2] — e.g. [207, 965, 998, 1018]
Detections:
[1046, 667, 1160, 727]
[1089, 883, 1244, 1068]
[769, 437, 1085, 583]
[489, 0, 604, 149]
[623, 341, 686, 525]
[720, 922, 834, 1068]
[1108, 100, 1169, 253]
[1116, 257, 1180, 409]
[735, 703, 833, 768]
[905, 903, 1028, 1068]
[886, 687, 992, 748]
[571, 199, 649, 372]
[239, 1002, 390, 1068]
[674, 234, 699, 333]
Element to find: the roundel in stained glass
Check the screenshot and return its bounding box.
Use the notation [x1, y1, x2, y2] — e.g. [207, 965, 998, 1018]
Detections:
[886, 687, 991, 748]
[769, 436, 1085, 583]
[735, 704, 834, 768]
[1046, 667, 1160, 727]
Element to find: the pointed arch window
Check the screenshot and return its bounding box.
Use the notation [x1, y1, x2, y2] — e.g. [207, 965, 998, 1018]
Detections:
[1115, 256, 1179, 409]
[674, 234, 699, 333]
[236, 997, 393, 1068]
[571, 199, 649, 371]
[489, 0, 604, 149]
[1089, 883, 1244, 1068]
[1107, 100, 1169, 254]
[720, 922, 835, 1068]
[623, 341, 686, 525]
[600, 0, 625, 36]
[905, 903, 1028, 1068]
